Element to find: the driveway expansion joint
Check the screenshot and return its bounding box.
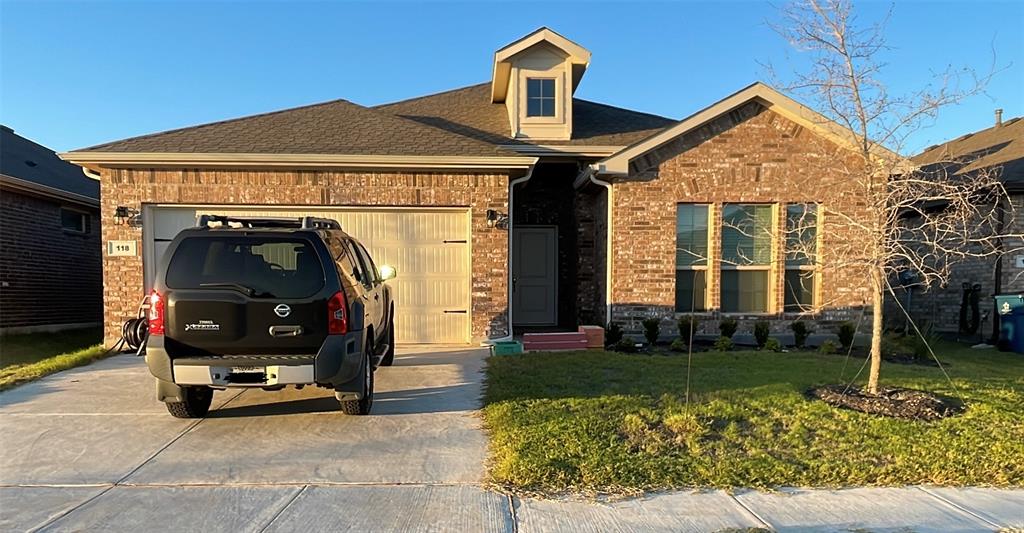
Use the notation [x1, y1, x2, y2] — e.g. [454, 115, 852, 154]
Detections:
[729, 491, 775, 530]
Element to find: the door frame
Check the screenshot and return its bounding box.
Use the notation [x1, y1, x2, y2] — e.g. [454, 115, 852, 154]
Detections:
[512, 224, 559, 327]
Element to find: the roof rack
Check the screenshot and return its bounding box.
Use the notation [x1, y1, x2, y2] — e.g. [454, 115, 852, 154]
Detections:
[196, 215, 341, 230]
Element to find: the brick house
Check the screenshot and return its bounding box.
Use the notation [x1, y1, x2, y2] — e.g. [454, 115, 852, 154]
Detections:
[61, 28, 883, 346]
[1, 125, 102, 333]
[892, 113, 1024, 339]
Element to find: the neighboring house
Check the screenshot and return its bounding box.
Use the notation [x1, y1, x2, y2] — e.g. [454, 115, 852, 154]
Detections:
[1, 125, 102, 333]
[895, 113, 1024, 337]
[62, 28, 884, 346]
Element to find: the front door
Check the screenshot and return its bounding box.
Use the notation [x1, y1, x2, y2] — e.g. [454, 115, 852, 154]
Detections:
[512, 226, 557, 326]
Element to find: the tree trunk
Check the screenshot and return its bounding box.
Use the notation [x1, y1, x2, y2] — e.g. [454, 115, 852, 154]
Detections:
[867, 266, 884, 394]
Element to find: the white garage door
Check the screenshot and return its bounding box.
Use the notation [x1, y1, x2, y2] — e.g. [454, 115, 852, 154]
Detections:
[143, 205, 471, 344]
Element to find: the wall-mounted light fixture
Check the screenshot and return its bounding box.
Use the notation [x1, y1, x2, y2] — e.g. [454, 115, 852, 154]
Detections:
[114, 206, 142, 228]
[486, 209, 509, 230]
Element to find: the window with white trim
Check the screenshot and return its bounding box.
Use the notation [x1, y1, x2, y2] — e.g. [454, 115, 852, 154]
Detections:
[526, 78, 556, 117]
[720, 204, 773, 313]
[784, 203, 818, 312]
[60, 208, 87, 233]
[675, 204, 710, 312]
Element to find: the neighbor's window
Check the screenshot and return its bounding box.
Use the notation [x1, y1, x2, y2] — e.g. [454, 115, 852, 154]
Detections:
[60, 208, 87, 233]
[721, 204, 773, 313]
[526, 78, 556, 117]
[785, 203, 818, 312]
[675, 204, 710, 312]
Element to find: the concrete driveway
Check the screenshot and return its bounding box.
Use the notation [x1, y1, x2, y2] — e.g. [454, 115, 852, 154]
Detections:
[0, 346, 511, 532]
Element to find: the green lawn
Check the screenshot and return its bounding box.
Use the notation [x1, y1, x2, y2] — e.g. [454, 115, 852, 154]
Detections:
[0, 327, 108, 391]
[482, 342, 1024, 494]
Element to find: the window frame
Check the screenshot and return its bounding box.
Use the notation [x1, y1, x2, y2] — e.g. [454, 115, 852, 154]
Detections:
[525, 77, 557, 118]
[60, 207, 88, 234]
[719, 203, 775, 315]
[675, 203, 712, 313]
[784, 203, 820, 314]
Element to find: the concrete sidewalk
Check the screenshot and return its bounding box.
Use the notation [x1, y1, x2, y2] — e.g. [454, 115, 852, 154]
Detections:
[1, 350, 1021, 532]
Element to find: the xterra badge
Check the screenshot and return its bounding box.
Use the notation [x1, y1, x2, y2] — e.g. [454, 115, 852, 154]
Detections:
[184, 320, 220, 332]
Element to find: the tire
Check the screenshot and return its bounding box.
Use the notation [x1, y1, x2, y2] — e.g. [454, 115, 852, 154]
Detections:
[339, 346, 374, 415]
[165, 386, 213, 418]
[380, 315, 396, 367]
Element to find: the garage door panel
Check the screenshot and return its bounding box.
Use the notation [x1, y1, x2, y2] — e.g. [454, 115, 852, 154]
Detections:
[153, 206, 471, 344]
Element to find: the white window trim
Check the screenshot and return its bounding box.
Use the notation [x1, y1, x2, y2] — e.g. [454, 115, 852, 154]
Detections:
[520, 72, 563, 125]
[719, 203, 776, 314]
[60, 207, 88, 234]
[783, 203, 822, 314]
[675, 204, 713, 313]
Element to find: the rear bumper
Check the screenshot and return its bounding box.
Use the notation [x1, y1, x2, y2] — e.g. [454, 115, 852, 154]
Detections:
[145, 331, 364, 388]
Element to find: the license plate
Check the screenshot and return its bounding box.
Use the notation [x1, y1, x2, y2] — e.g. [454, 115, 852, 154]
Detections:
[231, 366, 265, 374]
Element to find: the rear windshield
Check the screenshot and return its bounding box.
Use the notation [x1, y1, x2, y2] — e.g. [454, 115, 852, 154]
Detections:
[165, 236, 325, 298]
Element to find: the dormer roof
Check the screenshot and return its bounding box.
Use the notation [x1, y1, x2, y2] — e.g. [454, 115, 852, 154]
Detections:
[490, 27, 591, 103]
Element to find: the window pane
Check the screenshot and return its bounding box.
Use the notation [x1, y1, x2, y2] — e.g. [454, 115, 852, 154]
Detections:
[784, 270, 815, 311]
[527, 78, 541, 96]
[722, 204, 772, 265]
[527, 98, 542, 117]
[676, 204, 709, 266]
[786, 204, 817, 266]
[721, 270, 769, 313]
[60, 209, 85, 232]
[526, 78, 556, 117]
[540, 97, 554, 116]
[675, 270, 707, 312]
[540, 79, 554, 98]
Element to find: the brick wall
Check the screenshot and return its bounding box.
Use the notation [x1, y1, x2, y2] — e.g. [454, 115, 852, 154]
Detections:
[99, 168, 510, 345]
[609, 103, 873, 336]
[0, 189, 102, 329]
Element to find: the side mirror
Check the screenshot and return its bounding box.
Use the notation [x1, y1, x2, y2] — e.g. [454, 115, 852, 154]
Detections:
[380, 265, 397, 281]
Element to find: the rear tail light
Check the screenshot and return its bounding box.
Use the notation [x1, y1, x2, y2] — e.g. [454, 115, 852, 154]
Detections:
[327, 291, 348, 335]
[148, 290, 165, 335]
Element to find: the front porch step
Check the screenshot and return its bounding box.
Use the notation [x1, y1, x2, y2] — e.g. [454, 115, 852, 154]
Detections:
[522, 332, 589, 352]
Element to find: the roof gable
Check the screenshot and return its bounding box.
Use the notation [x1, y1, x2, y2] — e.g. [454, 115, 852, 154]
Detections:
[595, 82, 906, 175]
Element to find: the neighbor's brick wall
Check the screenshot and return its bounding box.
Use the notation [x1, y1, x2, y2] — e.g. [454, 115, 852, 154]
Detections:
[0, 189, 102, 329]
[99, 168, 509, 345]
[609, 103, 873, 336]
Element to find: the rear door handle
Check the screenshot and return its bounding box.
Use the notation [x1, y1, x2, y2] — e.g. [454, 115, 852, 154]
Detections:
[268, 325, 303, 337]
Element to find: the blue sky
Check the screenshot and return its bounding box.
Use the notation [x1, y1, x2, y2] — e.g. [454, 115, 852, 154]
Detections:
[1, 1, 1021, 155]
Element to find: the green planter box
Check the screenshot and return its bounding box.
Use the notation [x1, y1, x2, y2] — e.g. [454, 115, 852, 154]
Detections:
[491, 341, 524, 356]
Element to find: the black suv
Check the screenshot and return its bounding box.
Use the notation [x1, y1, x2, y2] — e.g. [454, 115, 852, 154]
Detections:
[145, 215, 395, 418]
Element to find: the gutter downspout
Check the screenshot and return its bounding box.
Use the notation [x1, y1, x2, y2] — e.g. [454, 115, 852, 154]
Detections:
[575, 165, 614, 327]
[482, 164, 536, 345]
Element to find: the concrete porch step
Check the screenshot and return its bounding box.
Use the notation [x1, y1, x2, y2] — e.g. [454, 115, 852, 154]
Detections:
[522, 332, 589, 352]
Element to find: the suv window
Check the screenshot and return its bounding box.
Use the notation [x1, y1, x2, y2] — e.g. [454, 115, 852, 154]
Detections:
[347, 240, 374, 289]
[166, 236, 325, 298]
[356, 243, 381, 283]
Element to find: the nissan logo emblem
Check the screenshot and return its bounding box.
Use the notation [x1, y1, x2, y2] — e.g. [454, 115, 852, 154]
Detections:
[273, 304, 291, 318]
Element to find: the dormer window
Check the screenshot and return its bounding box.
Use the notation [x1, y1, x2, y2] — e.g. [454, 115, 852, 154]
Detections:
[526, 78, 556, 117]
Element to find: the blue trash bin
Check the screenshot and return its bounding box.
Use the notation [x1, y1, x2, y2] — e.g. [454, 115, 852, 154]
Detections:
[995, 294, 1024, 353]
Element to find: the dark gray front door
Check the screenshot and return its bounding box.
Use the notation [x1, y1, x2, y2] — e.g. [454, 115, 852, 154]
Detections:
[512, 226, 557, 326]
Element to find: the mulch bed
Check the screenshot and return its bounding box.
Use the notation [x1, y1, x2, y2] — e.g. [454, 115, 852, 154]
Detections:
[807, 384, 964, 421]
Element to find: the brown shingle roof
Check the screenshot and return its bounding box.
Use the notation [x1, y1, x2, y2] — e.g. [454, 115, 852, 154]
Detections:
[78, 98, 506, 157]
[375, 83, 676, 147]
[913, 116, 1024, 190]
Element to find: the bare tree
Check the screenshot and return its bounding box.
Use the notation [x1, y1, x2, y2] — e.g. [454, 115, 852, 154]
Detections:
[764, 0, 1019, 393]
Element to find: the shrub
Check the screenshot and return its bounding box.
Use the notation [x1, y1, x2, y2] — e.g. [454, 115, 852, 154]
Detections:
[911, 323, 939, 362]
[753, 320, 770, 348]
[791, 321, 811, 348]
[719, 317, 738, 339]
[677, 316, 700, 345]
[605, 322, 624, 346]
[642, 318, 662, 345]
[819, 339, 838, 355]
[612, 338, 639, 353]
[670, 338, 690, 352]
[764, 338, 783, 352]
[882, 332, 913, 357]
[714, 336, 734, 352]
[838, 321, 857, 350]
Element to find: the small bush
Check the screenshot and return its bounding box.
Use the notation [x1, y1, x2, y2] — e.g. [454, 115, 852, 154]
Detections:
[642, 318, 662, 345]
[612, 338, 639, 353]
[819, 339, 838, 355]
[677, 316, 700, 344]
[719, 317, 738, 339]
[911, 323, 939, 362]
[791, 320, 811, 348]
[605, 322, 624, 346]
[670, 338, 690, 352]
[714, 336, 734, 352]
[838, 321, 857, 350]
[882, 333, 913, 357]
[753, 320, 770, 348]
[764, 338, 783, 352]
